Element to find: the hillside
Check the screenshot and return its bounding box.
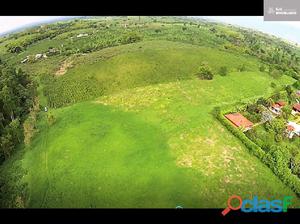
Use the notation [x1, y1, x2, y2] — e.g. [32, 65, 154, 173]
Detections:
[1, 16, 300, 208]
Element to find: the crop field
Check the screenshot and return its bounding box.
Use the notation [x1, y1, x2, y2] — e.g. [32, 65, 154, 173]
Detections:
[41, 40, 261, 108]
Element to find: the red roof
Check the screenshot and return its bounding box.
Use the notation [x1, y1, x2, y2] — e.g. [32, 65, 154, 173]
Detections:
[272, 103, 281, 108]
[272, 101, 286, 108]
[225, 113, 254, 129]
[287, 125, 295, 131]
[293, 104, 300, 112]
[276, 101, 286, 107]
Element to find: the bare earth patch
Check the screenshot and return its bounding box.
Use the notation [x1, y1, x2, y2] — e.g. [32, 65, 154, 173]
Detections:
[55, 59, 74, 76]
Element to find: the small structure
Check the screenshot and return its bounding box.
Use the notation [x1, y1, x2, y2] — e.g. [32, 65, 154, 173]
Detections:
[296, 90, 300, 97]
[77, 33, 88, 38]
[35, 53, 47, 60]
[225, 113, 254, 131]
[35, 53, 43, 60]
[47, 48, 59, 56]
[292, 103, 300, 116]
[286, 121, 300, 138]
[21, 56, 29, 63]
[269, 101, 286, 115]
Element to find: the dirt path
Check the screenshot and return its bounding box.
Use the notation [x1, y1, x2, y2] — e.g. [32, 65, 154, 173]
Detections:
[55, 59, 73, 76]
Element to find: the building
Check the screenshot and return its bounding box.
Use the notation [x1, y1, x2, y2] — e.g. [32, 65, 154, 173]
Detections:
[77, 33, 88, 38]
[292, 103, 300, 116]
[286, 121, 300, 138]
[269, 101, 286, 115]
[225, 113, 254, 131]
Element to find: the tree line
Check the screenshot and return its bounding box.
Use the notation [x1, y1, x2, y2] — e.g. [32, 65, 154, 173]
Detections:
[0, 62, 36, 164]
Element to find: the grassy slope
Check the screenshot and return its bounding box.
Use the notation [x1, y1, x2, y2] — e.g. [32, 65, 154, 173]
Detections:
[43, 40, 262, 107]
[19, 72, 299, 208]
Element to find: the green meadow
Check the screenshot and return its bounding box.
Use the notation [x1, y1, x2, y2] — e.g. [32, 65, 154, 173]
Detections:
[1, 17, 300, 208]
[16, 72, 299, 207]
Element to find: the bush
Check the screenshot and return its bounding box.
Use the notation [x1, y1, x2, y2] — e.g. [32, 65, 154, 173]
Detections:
[196, 63, 214, 80]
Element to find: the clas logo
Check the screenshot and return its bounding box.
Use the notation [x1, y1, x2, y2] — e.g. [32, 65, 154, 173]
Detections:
[222, 195, 293, 216]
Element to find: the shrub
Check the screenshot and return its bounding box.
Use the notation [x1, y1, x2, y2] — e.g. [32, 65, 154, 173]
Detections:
[196, 63, 214, 80]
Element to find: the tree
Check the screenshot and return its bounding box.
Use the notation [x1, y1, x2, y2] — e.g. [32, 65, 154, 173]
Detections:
[281, 106, 292, 120]
[265, 118, 286, 142]
[291, 153, 300, 177]
[285, 85, 293, 96]
[0, 65, 35, 162]
[8, 118, 21, 143]
[219, 66, 228, 76]
[121, 32, 142, 44]
[272, 91, 281, 101]
[0, 134, 14, 159]
[196, 63, 214, 80]
[257, 97, 268, 106]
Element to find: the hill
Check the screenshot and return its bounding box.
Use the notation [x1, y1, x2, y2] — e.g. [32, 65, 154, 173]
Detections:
[1, 16, 300, 208]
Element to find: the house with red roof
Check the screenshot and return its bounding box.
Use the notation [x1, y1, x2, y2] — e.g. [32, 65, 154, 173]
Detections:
[225, 113, 253, 131]
[292, 103, 300, 116]
[270, 101, 286, 115]
[286, 121, 300, 138]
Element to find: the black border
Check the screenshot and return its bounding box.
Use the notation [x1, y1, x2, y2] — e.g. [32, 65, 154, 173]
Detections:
[0, 208, 299, 223]
[3, 0, 299, 223]
[0, 0, 264, 16]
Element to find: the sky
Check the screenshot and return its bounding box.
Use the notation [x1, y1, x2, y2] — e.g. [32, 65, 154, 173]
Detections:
[1, 16, 300, 44]
[197, 16, 300, 45]
[0, 16, 72, 34]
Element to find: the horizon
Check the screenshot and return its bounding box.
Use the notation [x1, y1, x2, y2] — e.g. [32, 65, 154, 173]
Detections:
[1, 16, 300, 45]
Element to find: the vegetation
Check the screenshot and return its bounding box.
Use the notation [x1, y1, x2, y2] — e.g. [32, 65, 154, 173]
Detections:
[0, 65, 36, 163]
[196, 63, 214, 80]
[1, 16, 300, 208]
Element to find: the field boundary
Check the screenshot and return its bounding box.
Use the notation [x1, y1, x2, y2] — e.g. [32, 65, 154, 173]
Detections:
[213, 106, 300, 198]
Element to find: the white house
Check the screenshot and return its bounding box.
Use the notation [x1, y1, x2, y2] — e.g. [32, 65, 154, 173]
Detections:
[292, 103, 300, 116]
[269, 101, 286, 115]
[287, 121, 300, 138]
[77, 33, 88, 38]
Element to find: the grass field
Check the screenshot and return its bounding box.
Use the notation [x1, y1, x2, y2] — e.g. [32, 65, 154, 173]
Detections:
[1, 17, 300, 208]
[14, 71, 299, 208]
[41, 40, 263, 108]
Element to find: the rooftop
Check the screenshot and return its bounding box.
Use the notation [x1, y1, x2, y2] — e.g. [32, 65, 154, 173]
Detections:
[225, 113, 253, 129]
[293, 103, 300, 111]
